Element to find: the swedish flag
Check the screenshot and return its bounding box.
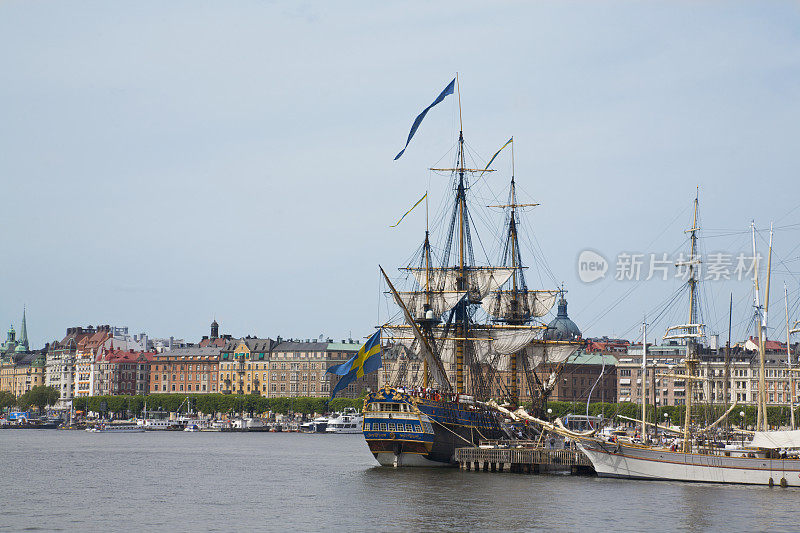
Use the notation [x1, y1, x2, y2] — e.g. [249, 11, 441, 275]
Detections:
[327, 330, 382, 398]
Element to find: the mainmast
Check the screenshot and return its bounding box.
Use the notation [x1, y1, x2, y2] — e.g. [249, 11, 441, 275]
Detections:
[423, 215, 431, 389]
[684, 192, 700, 453]
[508, 147, 520, 404]
[664, 190, 704, 453]
[455, 74, 467, 395]
[752, 222, 772, 431]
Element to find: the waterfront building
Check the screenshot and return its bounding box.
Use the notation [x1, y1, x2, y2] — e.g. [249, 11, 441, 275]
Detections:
[73, 328, 111, 398]
[150, 346, 222, 393]
[547, 351, 617, 403]
[219, 337, 276, 395]
[585, 337, 630, 354]
[0, 352, 46, 397]
[268, 339, 374, 398]
[96, 348, 154, 396]
[45, 326, 96, 409]
[616, 341, 800, 407]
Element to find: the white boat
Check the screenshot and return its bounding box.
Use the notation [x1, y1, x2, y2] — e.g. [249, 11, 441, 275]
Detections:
[577, 431, 800, 486]
[325, 408, 363, 434]
[232, 417, 267, 430]
[139, 419, 180, 431]
[202, 420, 231, 432]
[88, 423, 145, 433]
[300, 416, 330, 433]
[571, 196, 800, 487]
[183, 419, 211, 432]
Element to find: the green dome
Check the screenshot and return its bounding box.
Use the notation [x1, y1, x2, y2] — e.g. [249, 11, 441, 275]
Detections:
[15, 343, 26, 353]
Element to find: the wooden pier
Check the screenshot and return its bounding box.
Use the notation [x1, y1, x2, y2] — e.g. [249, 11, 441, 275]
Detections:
[455, 446, 594, 475]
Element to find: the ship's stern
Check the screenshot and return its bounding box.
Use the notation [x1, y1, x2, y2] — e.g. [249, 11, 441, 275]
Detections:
[363, 388, 438, 466]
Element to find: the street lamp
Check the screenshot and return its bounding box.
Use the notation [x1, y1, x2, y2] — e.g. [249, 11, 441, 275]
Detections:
[547, 408, 552, 422]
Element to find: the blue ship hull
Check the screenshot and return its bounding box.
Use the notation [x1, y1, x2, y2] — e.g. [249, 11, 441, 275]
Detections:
[363, 387, 505, 466]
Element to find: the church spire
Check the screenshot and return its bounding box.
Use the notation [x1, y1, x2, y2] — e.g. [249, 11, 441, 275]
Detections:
[19, 306, 29, 351]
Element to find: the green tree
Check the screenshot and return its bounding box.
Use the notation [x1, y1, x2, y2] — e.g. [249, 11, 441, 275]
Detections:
[17, 386, 60, 412]
[0, 391, 16, 411]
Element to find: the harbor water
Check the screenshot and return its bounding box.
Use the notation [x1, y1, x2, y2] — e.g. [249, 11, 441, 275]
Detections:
[2, 430, 798, 532]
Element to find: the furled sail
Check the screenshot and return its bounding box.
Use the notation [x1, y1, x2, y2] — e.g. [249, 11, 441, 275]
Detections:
[481, 290, 558, 319]
[523, 341, 581, 368]
[395, 291, 467, 320]
[407, 267, 515, 302]
[488, 328, 542, 355]
[384, 325, 543, 366]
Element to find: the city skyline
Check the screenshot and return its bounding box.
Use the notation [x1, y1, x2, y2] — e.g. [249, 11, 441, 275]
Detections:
[2, 2, 800, 348]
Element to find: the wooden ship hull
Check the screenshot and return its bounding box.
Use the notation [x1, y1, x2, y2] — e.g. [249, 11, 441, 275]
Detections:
[363, 387, 505, 467]
[578, 437, 800, 486]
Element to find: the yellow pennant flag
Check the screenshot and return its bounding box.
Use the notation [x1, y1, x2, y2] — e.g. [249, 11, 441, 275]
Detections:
[390, 192, 427, 228]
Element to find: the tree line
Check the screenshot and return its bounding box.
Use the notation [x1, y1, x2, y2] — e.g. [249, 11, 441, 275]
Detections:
[5, 388, 800, 427]
[71, 393, 365, 417]
[540, 400, 800, 428]
[0, 386, 60, 412]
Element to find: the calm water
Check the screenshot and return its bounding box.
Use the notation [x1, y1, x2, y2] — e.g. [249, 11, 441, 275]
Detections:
[1, 430, 798, 532]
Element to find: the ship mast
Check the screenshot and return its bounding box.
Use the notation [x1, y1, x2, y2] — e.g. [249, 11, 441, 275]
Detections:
[684, 191, 700, 453]
[664, 190, 704, 454]
[723, 293, 732, 429]
[455, 74, 467, 395]
[508, 143, 520, 405]
[785, 283, 796, 430]
[423, 194, 431, 389]
[752, 222, 772, 431]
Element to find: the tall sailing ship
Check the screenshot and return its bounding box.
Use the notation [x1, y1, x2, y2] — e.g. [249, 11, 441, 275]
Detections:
[572, 193, 800, 486]
[362, 82, 583, 467]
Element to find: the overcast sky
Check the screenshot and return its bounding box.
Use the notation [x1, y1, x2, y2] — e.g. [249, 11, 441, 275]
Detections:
[2, 1, 800, 349]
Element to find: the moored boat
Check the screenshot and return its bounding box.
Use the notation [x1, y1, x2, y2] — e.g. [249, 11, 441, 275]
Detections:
[326, 407, 363, 434]
[88, 423, 145, 433]
[300, 415, 330, 433]
[364, 387, 503, 466]
[362, 76, 582, 466]
[576, 432, 800, 485]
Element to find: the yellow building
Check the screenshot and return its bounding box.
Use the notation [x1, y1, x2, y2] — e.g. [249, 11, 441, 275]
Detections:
[0, 353, 46, 398]
[219, 338, 274, 395]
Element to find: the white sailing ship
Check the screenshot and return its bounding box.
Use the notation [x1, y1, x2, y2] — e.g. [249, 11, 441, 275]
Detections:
[573, 193, 800, 486]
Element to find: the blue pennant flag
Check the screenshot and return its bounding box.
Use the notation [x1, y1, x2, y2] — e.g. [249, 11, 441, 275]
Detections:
[394, 78, 456, 160]
[327, 330, 382, 399]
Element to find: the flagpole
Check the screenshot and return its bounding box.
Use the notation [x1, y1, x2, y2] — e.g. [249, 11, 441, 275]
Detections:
[456, 72, 463, 133]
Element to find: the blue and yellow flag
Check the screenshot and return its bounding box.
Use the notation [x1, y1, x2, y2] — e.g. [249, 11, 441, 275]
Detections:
[480, 137, 513, 176]
[390, 192, 427, 227]
[327, 330, 382, 398]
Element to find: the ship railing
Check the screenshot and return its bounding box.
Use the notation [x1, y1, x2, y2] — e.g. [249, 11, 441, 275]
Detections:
[478, 439, 540, 449]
